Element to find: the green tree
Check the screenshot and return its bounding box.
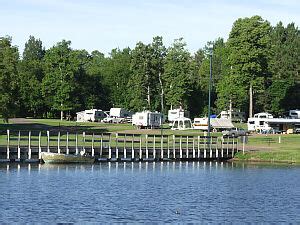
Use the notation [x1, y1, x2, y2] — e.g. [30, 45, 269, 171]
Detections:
[198, 39, 230, 116]
[226, 15, 271, 117]
[267, 22, 300, 115]
[163, 38, 192, 109]
[100, 48, 132, 109]
[0, 36, 19, 121]
[128, 42, 156, 111]
[83, 50, 109, 110]
[150, 36, 167, 113]
[42, 40, 82, 120]
[18, 35, 45, 117]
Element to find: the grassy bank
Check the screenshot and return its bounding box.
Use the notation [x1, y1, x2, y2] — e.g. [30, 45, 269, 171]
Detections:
[234, 134, 300, 163]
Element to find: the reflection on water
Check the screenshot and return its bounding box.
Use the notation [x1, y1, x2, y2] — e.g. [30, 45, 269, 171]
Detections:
[0, 161, 299, 223]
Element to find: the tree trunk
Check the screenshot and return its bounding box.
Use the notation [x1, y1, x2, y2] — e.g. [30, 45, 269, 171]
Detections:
[229, 99, 232, 121]
[60, 102, 63, 121]
[147, 85, 151, 109]
[249, 84, 253, 118]
[158, 72, 164, 113]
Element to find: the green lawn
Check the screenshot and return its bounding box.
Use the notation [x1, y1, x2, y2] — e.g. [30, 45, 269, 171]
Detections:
[235, 134, 300, 163]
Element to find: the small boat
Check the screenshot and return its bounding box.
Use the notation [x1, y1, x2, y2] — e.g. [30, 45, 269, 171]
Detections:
[41, 151, 95, 164]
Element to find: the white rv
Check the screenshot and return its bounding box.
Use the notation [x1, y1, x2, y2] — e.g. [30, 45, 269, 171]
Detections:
[171, 117, 193, 130]
[219, 110, 246, 122]
[168, 108, 190, 122]
[289, 110, 300, 119]
[76, 109, 108, 122]
[247, 112, 300, 133]
[132, 111, 163, 129]
[193, 118, 209, 130]
[109, 108, 133, 118]
[247, 112, 273, 132]
[193, 117, 234, 131]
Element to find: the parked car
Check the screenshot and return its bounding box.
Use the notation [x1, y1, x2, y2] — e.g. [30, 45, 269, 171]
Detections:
[102, 117, 125, 123]
[222, 128, 248, 137]
[295, 128, 300, 134]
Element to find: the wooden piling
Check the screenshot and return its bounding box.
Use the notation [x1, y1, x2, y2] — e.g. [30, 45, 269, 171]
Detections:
[57, 131, 61, 154]
[115, 133, 119, 159]
[38, 131, 42, 160]
[17, 131, 21, 160]
[66, 132, 69, 155]
[139, 135, 142, 160]
[131, 134, 135, 160]
[75, 133, 78, 155]
[186, 136, 189, 158]
[145, 134, 149, 159]
[6, 130, 10, 161]
[47, 131, 50, 153]
[179, 136, 183, 159]
[91, 133, 95, 157]
[28, 131, 31, 160]
[153, 135, 156, 159]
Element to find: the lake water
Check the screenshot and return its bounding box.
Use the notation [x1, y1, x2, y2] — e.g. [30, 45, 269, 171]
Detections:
[0, 161, 299, 223]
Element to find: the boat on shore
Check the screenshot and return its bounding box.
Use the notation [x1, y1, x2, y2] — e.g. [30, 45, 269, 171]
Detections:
[41, 152, 95, 164]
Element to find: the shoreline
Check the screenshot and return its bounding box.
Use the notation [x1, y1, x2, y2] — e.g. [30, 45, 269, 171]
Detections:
[231, 157, 300, 165]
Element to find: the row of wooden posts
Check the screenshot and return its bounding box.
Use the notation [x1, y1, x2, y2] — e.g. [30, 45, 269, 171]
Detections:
[1, 130, 244, 162]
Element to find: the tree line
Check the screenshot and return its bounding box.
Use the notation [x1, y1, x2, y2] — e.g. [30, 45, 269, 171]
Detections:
[0, 15, 299, 121]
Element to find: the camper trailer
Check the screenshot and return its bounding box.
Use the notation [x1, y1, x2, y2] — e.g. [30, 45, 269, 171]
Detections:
[132, 111, 163, 129]
[168, 108, 190, 122]
[219, 110, 246, 122]
[76, 109, 108, 122]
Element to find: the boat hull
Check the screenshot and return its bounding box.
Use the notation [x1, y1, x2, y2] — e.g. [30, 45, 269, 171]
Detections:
[41, 152, 95, 164]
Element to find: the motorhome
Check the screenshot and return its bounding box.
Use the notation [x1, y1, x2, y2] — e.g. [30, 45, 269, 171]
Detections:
[168, 108, 190, 122]
[76, 109, 108, 122]
[132, 111, 163, 129]
[219, 110, 246, 122]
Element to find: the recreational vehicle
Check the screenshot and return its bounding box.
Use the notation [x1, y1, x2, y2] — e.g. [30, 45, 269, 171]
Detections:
[171, 117, 193, 130]
[109, 108, 133, 118]
[289, 110, 300, 119]
[132, 111, 163, 129]
[168, 108, 190, 122]
[193, 117, 234, 131]
[247, 112, 300, 133]
[219, 110, 246, 122]
[76, 109, 108, 122]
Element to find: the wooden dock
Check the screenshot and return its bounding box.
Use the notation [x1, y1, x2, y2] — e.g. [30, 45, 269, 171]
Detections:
[0, 130, 242, 163]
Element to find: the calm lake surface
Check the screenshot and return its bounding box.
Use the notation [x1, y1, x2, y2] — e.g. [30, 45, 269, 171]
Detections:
[0, 161, 299, 223]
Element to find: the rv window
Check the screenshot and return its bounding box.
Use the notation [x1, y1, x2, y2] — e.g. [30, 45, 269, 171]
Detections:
[171, 112, 177, 114]
[179, 120, 183, 128]
[291, 112, 297, 115]
[260, 115, 266, 118]
[249, 121, 255, 124]
[86, 113, 93, 115]
[184, 120, 191, 128]
[259, 121, 264, 125]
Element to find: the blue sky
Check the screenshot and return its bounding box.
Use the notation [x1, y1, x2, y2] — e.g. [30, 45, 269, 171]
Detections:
[1, 0, 299, 55]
